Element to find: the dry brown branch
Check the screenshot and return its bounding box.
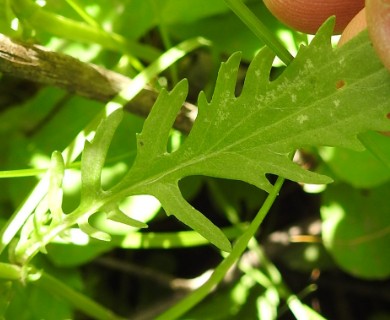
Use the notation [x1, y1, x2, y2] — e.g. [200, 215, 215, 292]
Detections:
[0, 34, 197, 134]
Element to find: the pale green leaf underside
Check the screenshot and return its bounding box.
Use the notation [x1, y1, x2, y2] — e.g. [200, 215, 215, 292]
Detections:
[92, 19, 390, 251]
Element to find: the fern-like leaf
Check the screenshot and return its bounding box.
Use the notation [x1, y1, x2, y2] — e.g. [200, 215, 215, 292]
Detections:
[109, 19, 389, 251]
[23, 19, 388, 257]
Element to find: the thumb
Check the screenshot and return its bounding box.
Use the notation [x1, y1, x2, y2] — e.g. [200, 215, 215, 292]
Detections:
[338, 8, 367, 46]
[365, 0, 390, 71]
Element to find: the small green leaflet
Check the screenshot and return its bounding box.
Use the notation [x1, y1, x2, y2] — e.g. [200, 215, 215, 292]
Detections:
[83, 19, 390, 252]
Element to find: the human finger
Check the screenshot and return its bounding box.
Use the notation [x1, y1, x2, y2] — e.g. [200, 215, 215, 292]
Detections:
[366, 0, 390, 71]
[338, 8, 367, 46]
[263, 0, 365, 34]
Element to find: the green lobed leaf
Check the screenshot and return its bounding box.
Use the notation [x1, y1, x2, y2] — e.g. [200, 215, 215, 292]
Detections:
[48, 151, 65, 224]
[0, 280, 13, 317]
[77, 215, 111, 242]
[80, 109, 123, 201]
[63, 18, 390, 253]
[108, 19, 390, 252]
[105, 205, 147, 229]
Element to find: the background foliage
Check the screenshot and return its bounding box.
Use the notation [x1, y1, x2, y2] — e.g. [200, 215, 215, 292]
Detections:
[0, 0, 389, 319]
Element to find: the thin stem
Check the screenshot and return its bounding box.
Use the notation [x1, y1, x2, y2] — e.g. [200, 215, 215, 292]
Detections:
[0, 151, 135, 179]
[155, 175, 285, 320]
[158, 23, 180, 85]
[0, 262, 22, 280]
[0, 261, 126, 319]
[114, 224, 247, 249]
[208, 176, 323, 318]
[65, 0, 101, 28]
[224, 0, 294, 65]
[245, 239, 325, 319]
[11, 0, 160, 62]
[32, 270, 126, 320]
[109, 37, 211, 107]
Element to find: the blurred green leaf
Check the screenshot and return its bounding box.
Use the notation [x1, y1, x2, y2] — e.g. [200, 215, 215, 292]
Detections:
[256, 287, 279, 320]
[0, 280, 13, 318]
[4, 269, 79, 320]
[47, 240, 113, 267]
[319, 132, 390, 188]
[169, 2, 306, 61]
[118, 0, 230, 40]
[207, 178, 267, 220]
[321, 183, 390, 279]
[275, 242, 335, 272]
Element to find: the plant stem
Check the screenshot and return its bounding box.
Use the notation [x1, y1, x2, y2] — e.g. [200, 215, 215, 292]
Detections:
[224, 0, 294, 65]
[155, 175, 285, 320]
[0, 262, 126, 319]
[31, 270, 126, 320]
[0, 263, 22, 280]
[109, 37, 211, 107]
[244, 239, 325, 319]
[11, 0, 160, 62]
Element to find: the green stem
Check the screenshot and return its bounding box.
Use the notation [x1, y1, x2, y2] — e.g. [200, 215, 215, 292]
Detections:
[115, 224, 247, 249]
[65, 0, 101, 28]
[31, 270, 126, 320]
[158, 23, 179, 85]
[0, 262, 125, 319]
[11, 0, 160, 63]
[245, 240, 324, 319]
[0, 263, 22, 280]
[155, 175, 285, 320]
[208, 178, 323, 319]
[224, 0, 293, 65]
[0, 152, 136, 179]
[109, 37, 211, 106]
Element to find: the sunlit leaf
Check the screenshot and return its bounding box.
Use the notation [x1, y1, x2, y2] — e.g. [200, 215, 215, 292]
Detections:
[80, 109, 123, 201]
[19, 18, 390, 255]
[322, 183, 390, 279]
[319, 131, 390, 188]
[48, 151, 65, 223]
[108, 20, 389, 251]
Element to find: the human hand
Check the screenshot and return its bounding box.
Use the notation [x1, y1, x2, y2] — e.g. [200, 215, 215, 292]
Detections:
[263, 0, 390, 71]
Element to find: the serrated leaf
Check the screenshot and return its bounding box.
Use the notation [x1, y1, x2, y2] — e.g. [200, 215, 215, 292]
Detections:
[151, 181, 232, 252]
[114, 82, 234, 252]
[108, 20, 390, 252]
[78, 216, 111, 242]
[48, 151, 65, 223]
[69, 19, 390, 253]
[80, 109, 124, 200]
[105, 205, 148, 229]
[135, 81, 188, 163]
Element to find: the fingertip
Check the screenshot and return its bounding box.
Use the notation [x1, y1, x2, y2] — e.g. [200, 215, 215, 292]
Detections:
[263, 0, 365, 34]
[338, 8, 367, 46]
[366, 0, 390, 71]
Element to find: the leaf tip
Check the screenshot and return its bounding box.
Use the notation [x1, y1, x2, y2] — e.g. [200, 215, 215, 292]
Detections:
[219, 240, 232, 253]
[313, 16, 336, 44]
[168, 78, 189, 102]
